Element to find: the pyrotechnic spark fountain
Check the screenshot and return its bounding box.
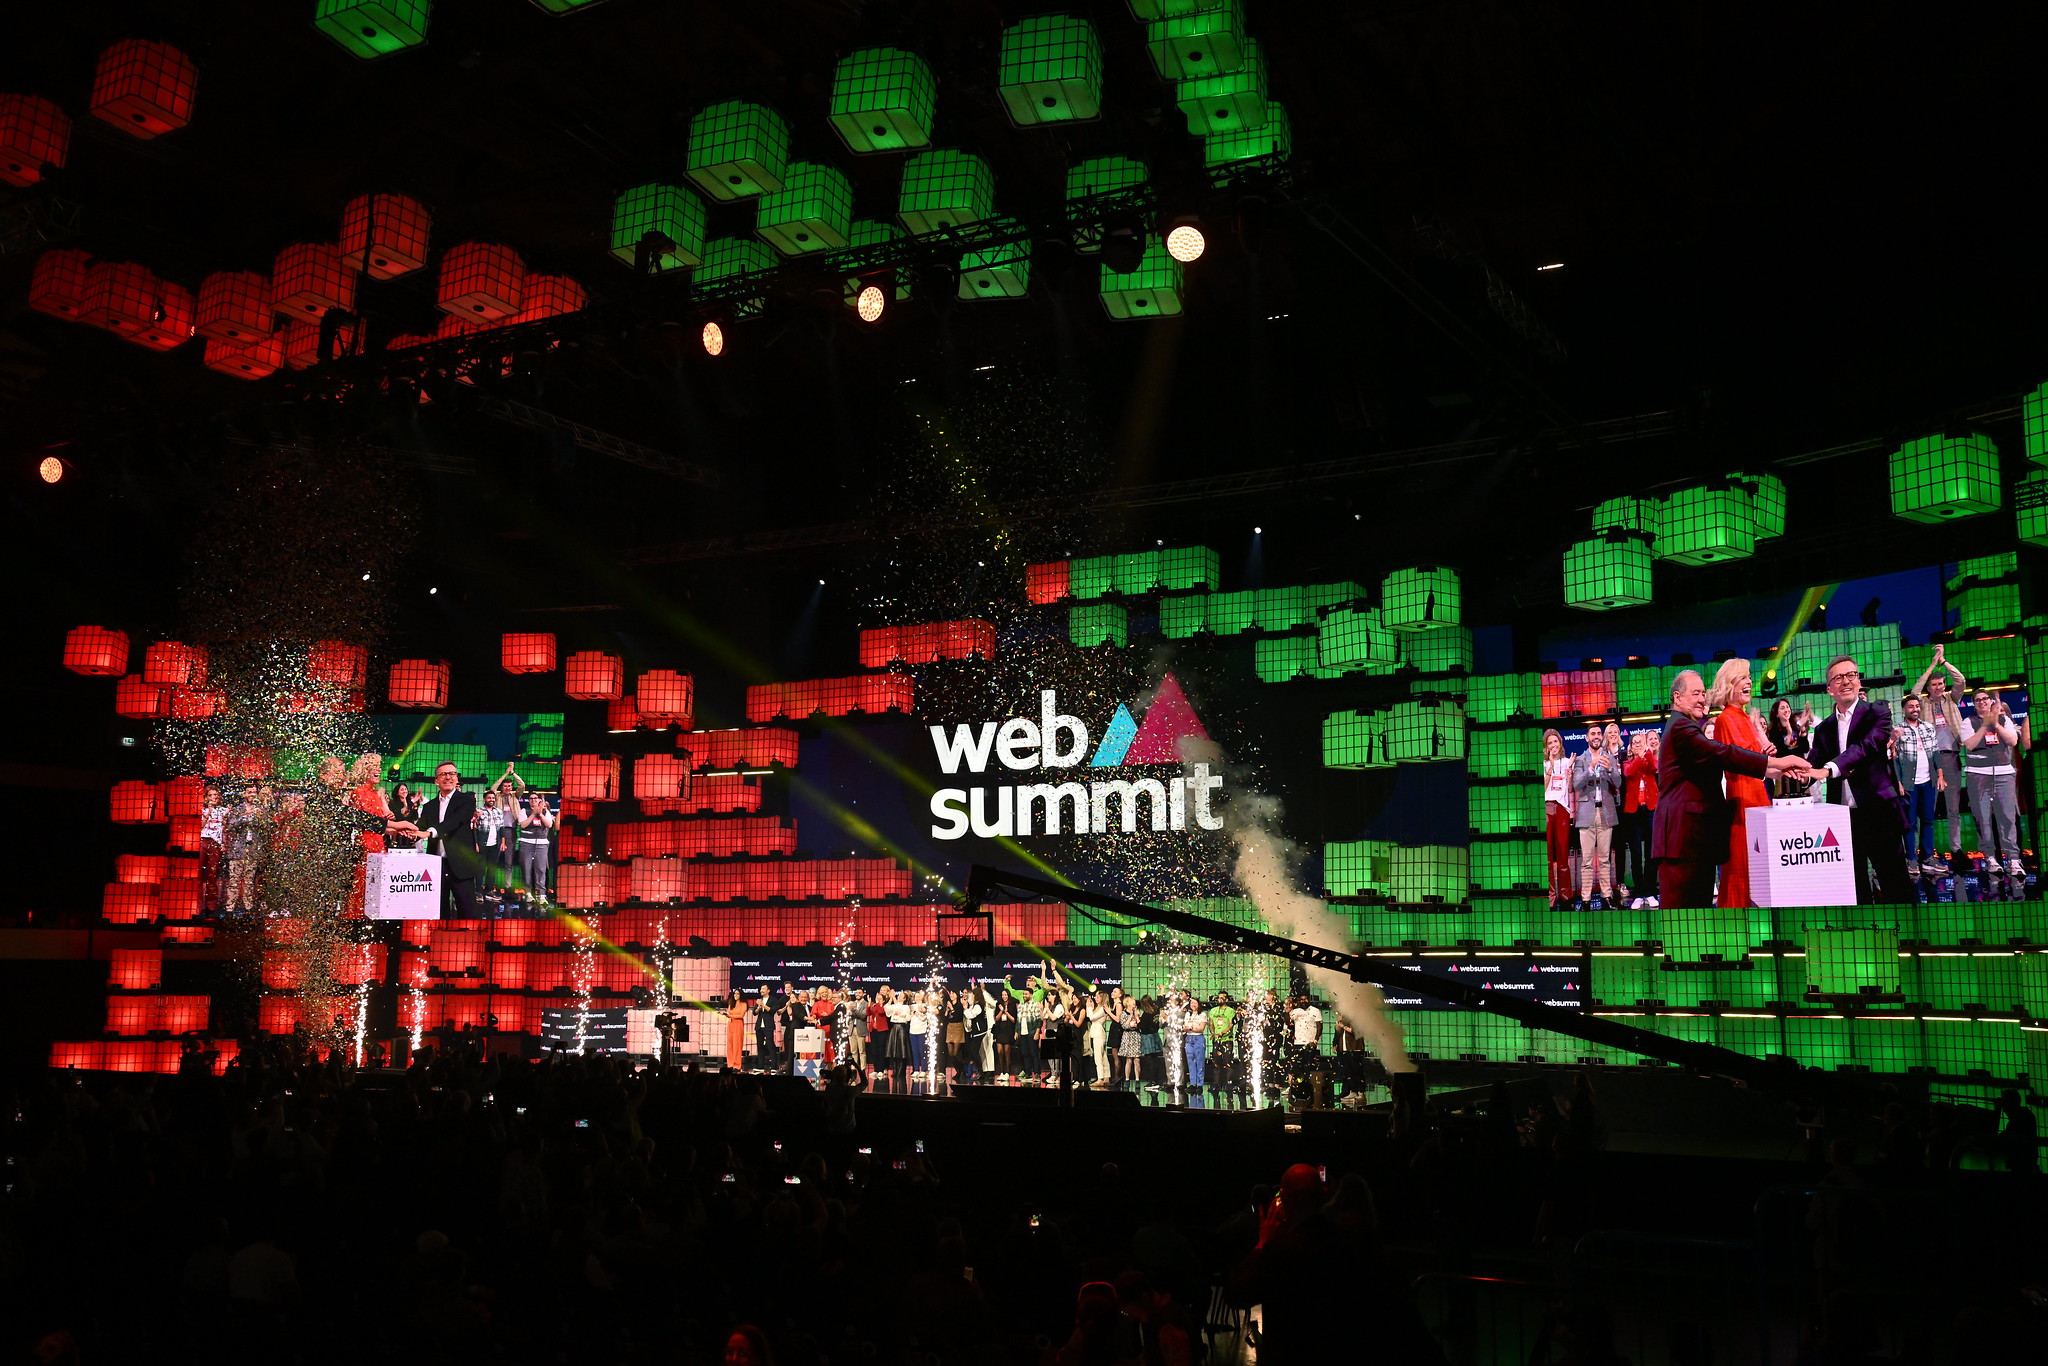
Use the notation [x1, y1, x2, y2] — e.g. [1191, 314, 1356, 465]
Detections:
[570, 925, 596, 1054]
[835, 900, 859, 1065]
[923, 944, 945, 1094]
[1242, 967, 1268, 1109]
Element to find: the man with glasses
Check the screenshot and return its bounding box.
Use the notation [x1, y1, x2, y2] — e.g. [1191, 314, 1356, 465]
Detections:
[1805, 655, 1913, 904]
[1653, 669, 1813, 909]
[410, 761, 482, 919]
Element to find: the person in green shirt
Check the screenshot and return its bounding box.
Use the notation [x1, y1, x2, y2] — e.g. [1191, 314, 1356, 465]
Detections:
[1207, 992, 1240, 1108]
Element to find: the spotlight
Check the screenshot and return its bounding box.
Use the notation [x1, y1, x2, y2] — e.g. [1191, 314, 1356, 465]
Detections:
[818, 579, 826, 585]
[855, 285, 886, 323]
[1254, 526, 1263, 534]
[38, 456, 65, 484]
[361, 572, 371, 581]
[429, 587, 438, 595]
[701, 321, 726, 357]
[1165, 221, 1207, 263]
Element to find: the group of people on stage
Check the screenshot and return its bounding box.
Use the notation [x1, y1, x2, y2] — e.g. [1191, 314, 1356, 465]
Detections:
[195, 757, 558, 920]
[719, 975, 1367, 1106]
[1646, 648, 2033, 910]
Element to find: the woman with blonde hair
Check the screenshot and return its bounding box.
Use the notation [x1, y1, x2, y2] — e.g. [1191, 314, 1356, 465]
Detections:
[1707, 658, 1774, 907]
[1541, 728, 1575, 908]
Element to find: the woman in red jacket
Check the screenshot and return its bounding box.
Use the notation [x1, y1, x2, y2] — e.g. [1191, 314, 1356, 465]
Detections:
[1621, 730, 1660, 908]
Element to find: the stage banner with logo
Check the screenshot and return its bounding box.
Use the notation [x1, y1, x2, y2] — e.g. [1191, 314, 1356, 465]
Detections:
[364, 851, 443, 919]
[1746, 801, 1857, 907]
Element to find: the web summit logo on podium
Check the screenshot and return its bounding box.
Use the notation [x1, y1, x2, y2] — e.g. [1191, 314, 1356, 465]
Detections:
[388, 866, 436, 892]
[1774, 828, 1844, 868]
[927, 672, 1225, 840]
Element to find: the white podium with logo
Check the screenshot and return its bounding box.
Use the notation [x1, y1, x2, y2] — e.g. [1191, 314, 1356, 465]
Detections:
[1744, 800, 1856, 906]
[365, 851, 444, 919]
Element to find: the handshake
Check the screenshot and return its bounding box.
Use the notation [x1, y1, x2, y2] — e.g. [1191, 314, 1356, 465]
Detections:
[1766, 753, 1817, 784]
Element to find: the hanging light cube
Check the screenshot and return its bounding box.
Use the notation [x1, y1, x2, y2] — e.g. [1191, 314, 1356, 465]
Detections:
[1176, 35, 1268, 135]
[1317, 606, 1397, 669]
[80, 262, 159, 334]
[1390, 845, 1469, 904]
[500, 633, 557, 674]
[959, 220, 1031, 299]
[1147, 0, 1247, 80]
[610, 183, 706, 271]
[1098, 242, 1185, 320]
[509, 274, 586, 325]
[436, 242, 525, 322]
[203, 334, 283, 381]
[685, 101, 791, 202]
[280, 317, 356, 370]
[637, 670, 694, 726]
[1066, 155, 1148, 205]
[271, 243, 354, 322]
[829, 47, 937, 153]
[1400, 626, 1474, 674]
[1070, 603, 1129, 647]
[1026, 561, 1071, 603]
[28, 248, 93, 320]
[307, 640, 366, 688]
[388, 659, 450, 709]
[89, 40, 198, 139]
[898, 150, 995, 236]
[2017, 472, 2048, 548]
[114, 675, 167, 719]
[0, 94, 71, 188]
[1386, 699, 1466, 762]
[1322, 709, 1392, 769]
[1564, 532, 1655, 610]
[998, 16, 1104, 127]
[194, 272, 273, 343]
[1654, 484, 1756, 564]
[143, 642, 208, 688]
[565, 651, 624, 700]
[2024, 380, 2048, 466]
[130, 282, 197, 352]
[340, 192, 432, 279]
[561, 754, 622, 801]
[1889, 432, 2003, 523]
[693, 236, 777, 297]
[754, 162, 855, 256]
[1591, 494, 1662, 541]
[1159, 546, 1220, 590]
[64, 626, 129, 676]
[314, 0, 433, 60]
[1203, 102, 1291, 184]
[168, 687, 222, 719]
[1723, 470, 1787, 539]
[1381, 566, 1461, 631]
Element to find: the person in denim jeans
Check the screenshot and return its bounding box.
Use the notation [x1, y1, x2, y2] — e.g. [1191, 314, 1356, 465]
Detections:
[1892, 694, 1940, 874]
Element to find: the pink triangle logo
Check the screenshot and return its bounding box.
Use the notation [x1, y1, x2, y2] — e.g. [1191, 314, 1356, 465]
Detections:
[1122, 672, 1212, 764]
[1821, 828, 1840, 848]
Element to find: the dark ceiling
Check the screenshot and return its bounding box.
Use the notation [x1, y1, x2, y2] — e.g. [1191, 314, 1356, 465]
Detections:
[5, 0, 2047, 722]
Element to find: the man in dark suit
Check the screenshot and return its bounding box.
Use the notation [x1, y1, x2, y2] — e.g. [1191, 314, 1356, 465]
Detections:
[1653, 669, 1813, 908]
[1805, 654, 1913, 905]
[415, 760, 482, 919]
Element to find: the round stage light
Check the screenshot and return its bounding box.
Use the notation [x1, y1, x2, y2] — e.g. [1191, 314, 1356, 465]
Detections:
[1166, 224, 1207, 263]
[38, 456, 65, 484]
[855, 285, 886, 323]
[701, 321, 725, 357]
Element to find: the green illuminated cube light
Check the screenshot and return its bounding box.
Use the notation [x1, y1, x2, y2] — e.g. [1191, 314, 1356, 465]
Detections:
[1159, 546, 1220, 590]
[1724, 470, 1788, 539]
[1564, 532, 1655, 610]
[754, 163, 854, 256]
[315, 0, 431, 59]
[1467, 726, 1543, 779]
[1889, 432, 2003, 523]
[1206, 590, 1258, 634]
[1252, 586, 1308, 631]
[1203, 103, 1289, 184]
[1390, 845, 1468, 904]
[2019, 472, 2048, 548]
[609, 183, 706, 271]
[693, 236, 777, 291]
[1591, 494, 1662, 540]
[1318, 606, 1397, 669]
[1805, 927, 1901, 996]
[959, 221, 1031, 299]
[1381, 565, 1461, 632]
[1400, 625, 1474, 674]
[1158, 593, 1208, 638]
[1066, 155, 1148, 202]
[1069, 602, 1128, 647]
[686, 102, 791, 202]
[1254, 637, 1318, 682]
[898, 150, 995, 236]
[1147, 0, 1247, 79]
[2024, 380, 2048, 466]
[829, 47, 936, 154]
[1468, 783, 1542, 836]
[998, 16, 1103, 126]
[1323, 709, 1391, 769]
[1176, 36, 1268, 135]
[1947, 552, 2018, 589]
[1325, 839, 1394, 899]
[1129, 0, 1229, 17]
[522, 730, 564, 760]
[1655, 484, 1756, 565]
[1470, 839, 1544, 892]
[1111, 549, 1161, 594]
[1099, 242, 1185, 320]
[1952, 581, 2023, 634]
[1463, 672, 1542, 722]
[1386, 699, 1466, 762]
[1305, 580, 1369, 611]
[1066, 556, 1115, 599]
[1658, 906, 1750, 962]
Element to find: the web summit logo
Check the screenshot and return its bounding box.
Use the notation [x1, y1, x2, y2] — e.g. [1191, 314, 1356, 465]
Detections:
[1777, 828, 1843, 868]
[388, 866, 437, 891]
[928, 672, 1224, 840]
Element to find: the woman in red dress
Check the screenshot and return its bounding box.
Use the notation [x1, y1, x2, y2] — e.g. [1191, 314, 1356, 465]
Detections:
[1707, 658, 1775, 908]
[726, 993, 750, 1070]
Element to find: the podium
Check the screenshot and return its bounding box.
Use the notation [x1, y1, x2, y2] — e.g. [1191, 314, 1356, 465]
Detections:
[365, 851, 444, 919]
[794, 1026, 825, 1079]
[1745, 800, 1857, 907]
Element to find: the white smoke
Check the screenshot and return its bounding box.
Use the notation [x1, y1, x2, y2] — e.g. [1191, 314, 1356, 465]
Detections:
[1178, 736, 1413, 1073]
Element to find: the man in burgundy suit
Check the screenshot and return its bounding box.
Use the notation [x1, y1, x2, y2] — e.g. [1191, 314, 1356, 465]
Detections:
[1652, 669, 1814, 908]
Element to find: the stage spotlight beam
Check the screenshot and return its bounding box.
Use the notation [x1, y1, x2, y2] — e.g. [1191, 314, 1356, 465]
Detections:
[701, 320, 725, 356]
[855, 284, 886, 322]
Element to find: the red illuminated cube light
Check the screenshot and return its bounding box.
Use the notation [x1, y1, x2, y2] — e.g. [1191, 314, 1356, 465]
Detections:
[500, 632, 558, 674]
[0, 94, 72, 188]
[89, 40, 198, 139]
[340, 192, 432, 280]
